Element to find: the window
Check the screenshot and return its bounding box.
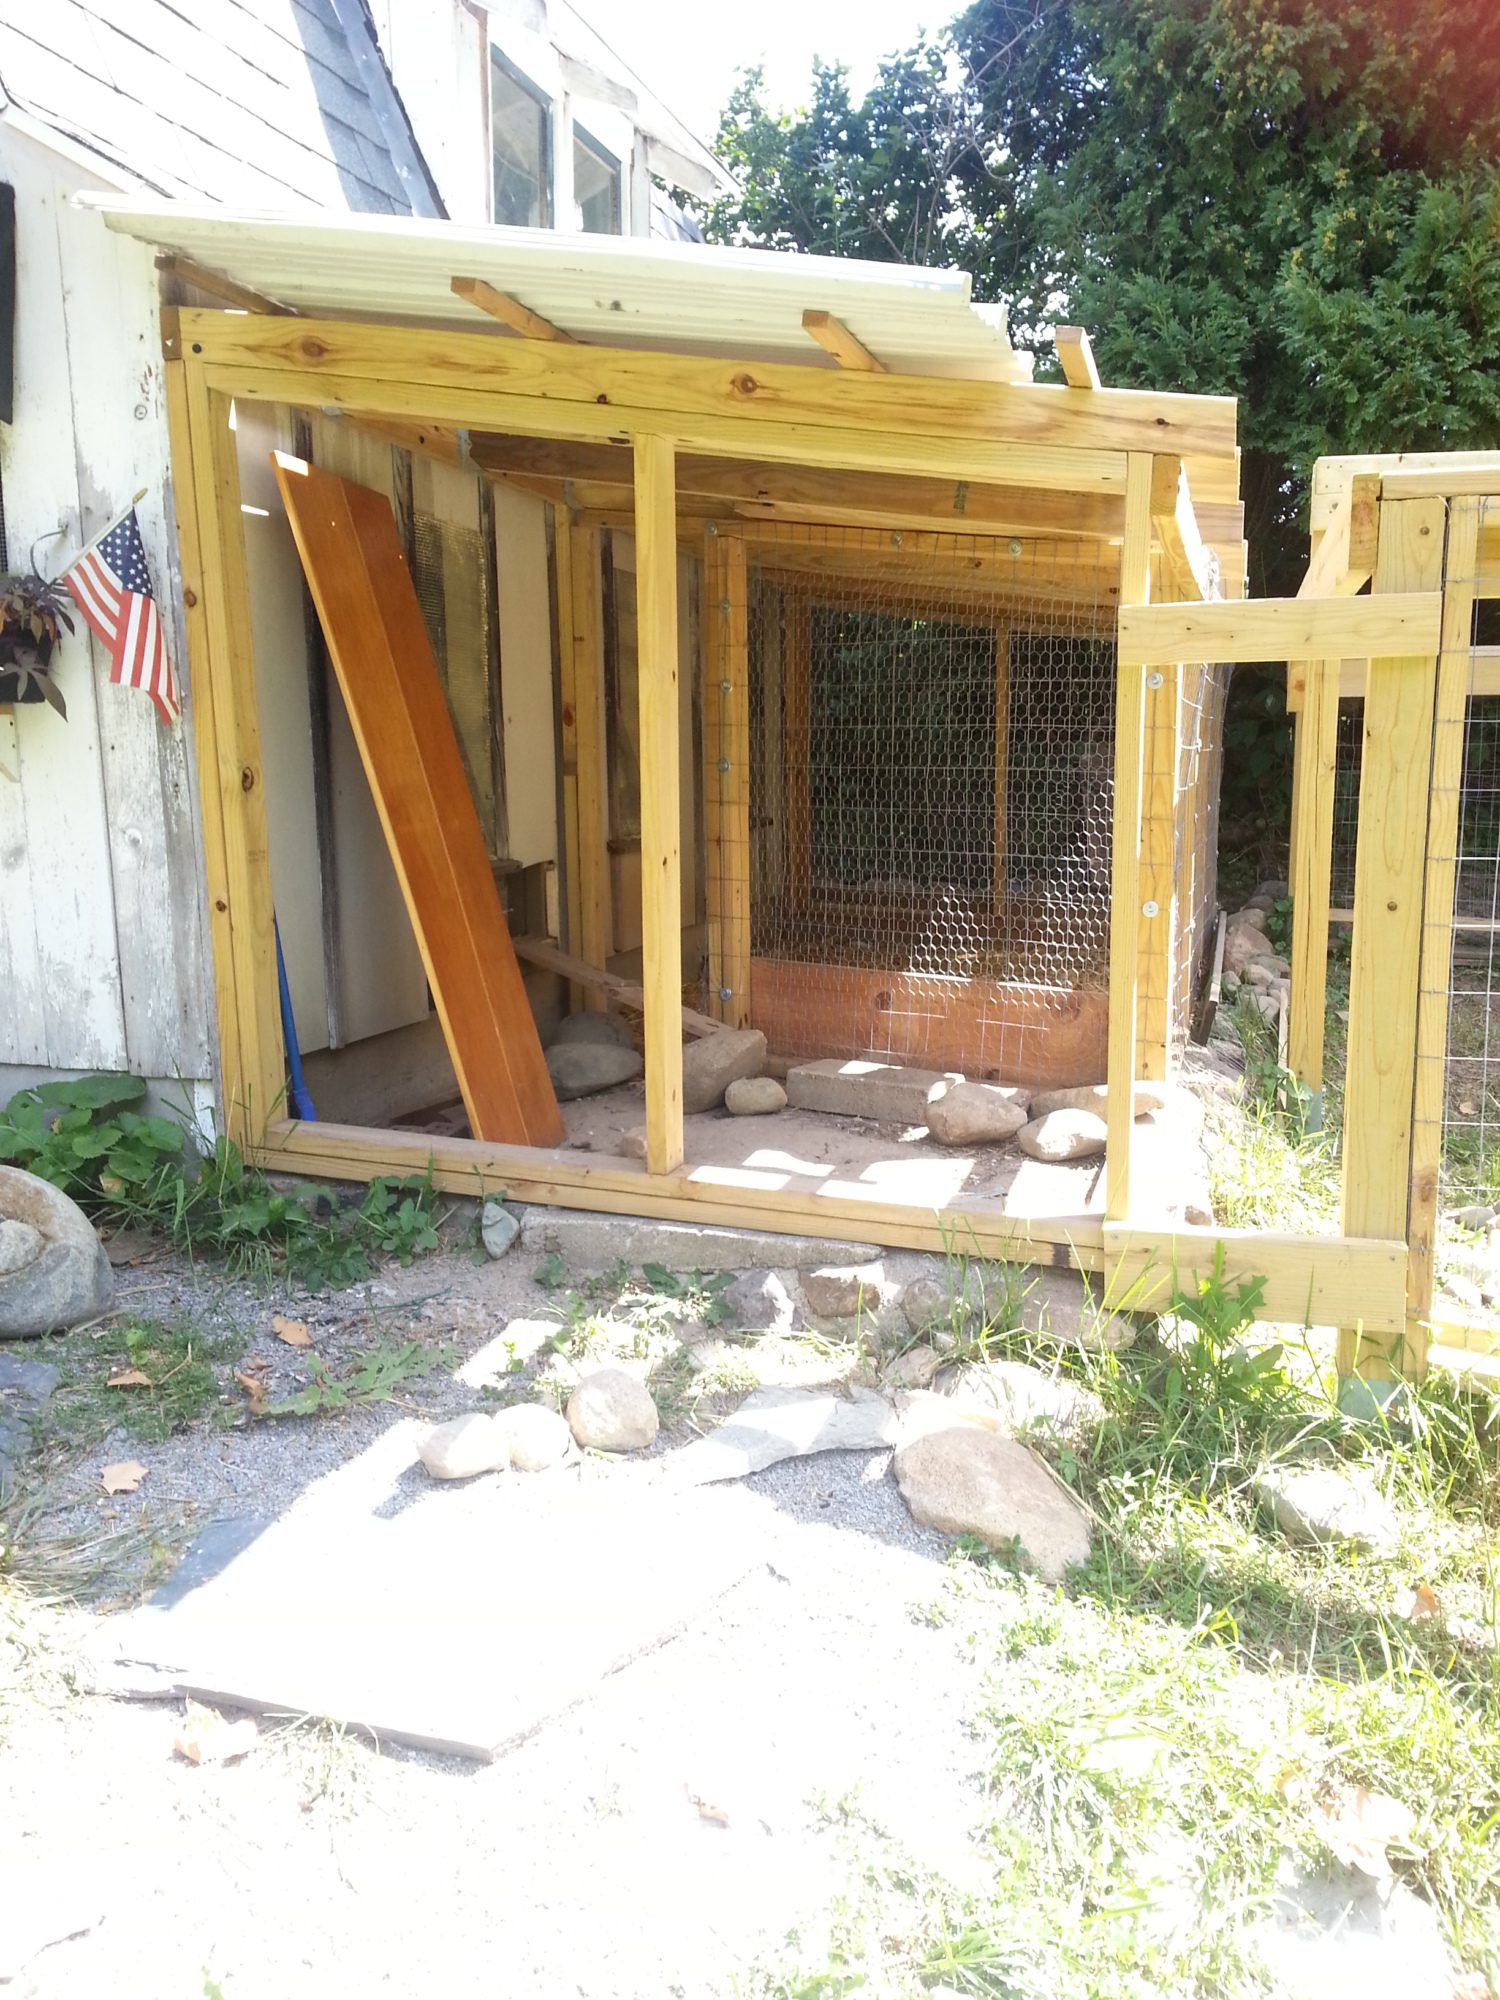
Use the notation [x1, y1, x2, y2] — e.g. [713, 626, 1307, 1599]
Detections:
[491, 55, 550, 228]
[573, 127, 621, 234]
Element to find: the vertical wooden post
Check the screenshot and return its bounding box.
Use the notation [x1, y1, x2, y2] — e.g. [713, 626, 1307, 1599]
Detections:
[993, 620, 1010, 921]
[1339, 494, 1446, 1380]
[1105, 453, 1155, 1220]
[633, 435, 684, 1176]
[702, 528, 752, 1028]
[1287, 658, 1340, 1101]
[176, 367, 283, 1143]
[1136, 653, 1179, 1080]
[1407, 498, 1483, 1334]
[785, 594, 811, 912]
[552, 514, 584, 1010]
[568, 521, 611, 1005]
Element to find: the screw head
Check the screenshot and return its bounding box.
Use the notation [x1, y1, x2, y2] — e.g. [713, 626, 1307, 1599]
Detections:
[718, 758, 731, 775]
[1142, 899, 1160, 918]
[1147, 671, 1164, 689]
[718, 985, 733, 1001]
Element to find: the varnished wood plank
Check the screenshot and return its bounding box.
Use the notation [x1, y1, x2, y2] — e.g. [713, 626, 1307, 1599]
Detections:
[273, 454, 563, 1147]
[633, 435, 685, 1176]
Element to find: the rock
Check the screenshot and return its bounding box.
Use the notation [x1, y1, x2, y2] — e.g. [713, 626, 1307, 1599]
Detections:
[801, 1261, 888, 1320]
[1225, 921, 1277, 978]
[566, 1369, 660, 1453]
[723, 1075, 787, 1116]
[1254, 1465, 1399, 1557]
[519, 1206, 878, 1275]
[1245, 954, 1291, 990]
[893, 1428, 1092, 1581]
[490, 1402, 573, 1472]
[0, 1221, 44, 1276]
[1256, 878, 1290, 903]
[924, 1080, 1030, 1146]
[1449, 1202, 1497, 1231]
[1017, 1109, 1107, 1163]
[551, 1012, 635, 1050]
[682, 1028, 766, 1114]
[931, 1358, 1104, 1439]
[1235, 903, 1271, 930]
[717, 1267, 800, 1336]
[1445, 1273, 1485, 1312]
[0, 1353, 61, 1403]
[1016, 1268, 1136, 1352]
[668, 1384, 897, 1484]
[545, 1040, 643, 1100]
[786, 1058, 960, 1126]
[416, 1413, 510, 1480]
[620, 1129, 648, 1160]
[1029, 1081, 1168, 1121]
[480, 1200, 520, 1260]
[0, 1164, 114, 1339]
[885, 1345, 942, 1389]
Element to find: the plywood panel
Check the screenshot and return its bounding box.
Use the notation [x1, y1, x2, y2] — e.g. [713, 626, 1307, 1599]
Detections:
[273, 455, 562, 1146]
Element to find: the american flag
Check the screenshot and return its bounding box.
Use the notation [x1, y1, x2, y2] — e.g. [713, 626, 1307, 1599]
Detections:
[61, 508, 178, 726]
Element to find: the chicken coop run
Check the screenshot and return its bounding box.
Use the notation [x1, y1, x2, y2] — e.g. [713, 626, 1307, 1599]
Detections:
[78, 194, 1461, 1381]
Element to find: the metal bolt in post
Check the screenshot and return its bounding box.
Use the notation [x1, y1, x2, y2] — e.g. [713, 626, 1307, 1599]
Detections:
[718, 986, 733, 1002]
[718, 758, 731, 775]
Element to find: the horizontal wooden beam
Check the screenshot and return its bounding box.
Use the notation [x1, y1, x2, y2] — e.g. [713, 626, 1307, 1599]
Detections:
[1102, 1223, 1408, 1333]
[1380, 462, 1500, 500]
[1054, 325, 1100, 390]
[513, 934, 721, 1037]
[451, 275, 574, 342]
[168, 307, 1238, 464]
[1333, 646, 1500, 701]
[1118, 591, 1443, 667]
[1310, 451, 1499, 532]
[802, 308, 886, 372]
[157, 252, 296, 316]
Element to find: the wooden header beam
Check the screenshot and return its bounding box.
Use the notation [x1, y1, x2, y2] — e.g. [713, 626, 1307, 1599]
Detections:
[451, 275, 574, 343]
[802, 308, 887, 372]
[1118, 591, 1442, 667]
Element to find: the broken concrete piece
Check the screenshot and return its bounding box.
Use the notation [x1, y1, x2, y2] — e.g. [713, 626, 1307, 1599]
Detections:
[1254, 1464, 1399, 1557]
[1017, 1109, 1107, 1162]
[668, 1385, 897, 1484]
[924, 1080, 1030, 1146]
[931, 1358, 1103, 1439]
[801, 1261, 888, 1320]
[417, 1413, 510, 1481]
[545, 1040, 643, 1100]
[785, 1058, 959, 1126]
[682, 1028, 767, 1113]
[0, 1164, 114, 1338]
[489, 1403, 572, 1472]
[519, 1205, 879, 1274]
[481, 1199, 520, 1260]
[893, 1428, 1092, 1580]
[566, 1369, 659, 1453]
[1029, 1080, 1169, 1120]
[724, 1075, 787, 1116]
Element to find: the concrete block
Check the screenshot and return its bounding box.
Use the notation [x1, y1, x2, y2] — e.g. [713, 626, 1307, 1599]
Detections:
[785, 1059, 960, 1126]
[517, 1205, 879, 1275]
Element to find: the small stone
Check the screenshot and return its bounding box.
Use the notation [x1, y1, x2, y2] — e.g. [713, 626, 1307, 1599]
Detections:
[1029, 1081, 1167, 1121]
[1449, 1203, 1497, 1231]
[490, 1402, 572, 1472]
[885, 1345, 942, 1390]
[723, 1075, 787, 1116]
[0, 1221, 44, 1276]
[1245, 954, 1291, 990]
[1235, 903, 1271, 930]
[1224, 920, 1277, 978]
[545, 1041, 643, 1100]
[0, 1353, 61, 1404]
[1256, 879, 1290, 903]
[1445, 1273, 1484, 1311]
[481, 1200, 520, 1260]
[0, 1165, 114, 1339]
[893, 1428, 1092, 1581]
[801, 1261, 889, 1320]
[932, 1358, 1104, 1439]
[551, 1012, 635, 1050]
[682, 1028, 767, 1114]
[566, 1368, 660, 1452]
[718, 1268, 799, 1335]
[416, 1412, 509, 1480]
[1254, 1464, 1399, 1556]
[1017, 1109, 1107, 1163]
[924, 1080, 1030, 1146]
[620, 1130, 648, 1160]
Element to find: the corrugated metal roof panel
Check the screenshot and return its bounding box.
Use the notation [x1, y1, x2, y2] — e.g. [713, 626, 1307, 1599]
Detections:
[80, 195, 1032, 380]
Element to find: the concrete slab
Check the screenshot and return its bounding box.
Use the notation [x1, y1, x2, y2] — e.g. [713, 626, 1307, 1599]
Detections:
[785, 1058, 960, 1126]
[518, 1205, 879, 1273]
[96, 1423, 762, 1760]
[666, 1386, 898, 1485]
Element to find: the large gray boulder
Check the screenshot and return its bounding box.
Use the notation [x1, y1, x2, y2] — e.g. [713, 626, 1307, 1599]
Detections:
[1017, 1109, 1107, 1162]
[545, 1040, 643, 1100]
[924, 1080, 1030, 1146]
[566, 1369, 660, 1453]
[893, 1427, 1092, 1581]
[0, 1164, 113, 1338]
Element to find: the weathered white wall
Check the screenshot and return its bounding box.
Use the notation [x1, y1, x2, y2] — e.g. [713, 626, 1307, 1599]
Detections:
[0, 129, 212, 1092]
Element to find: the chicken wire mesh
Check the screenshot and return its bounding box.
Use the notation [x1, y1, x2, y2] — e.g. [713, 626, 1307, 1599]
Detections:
[701, 524, 1219, 1087]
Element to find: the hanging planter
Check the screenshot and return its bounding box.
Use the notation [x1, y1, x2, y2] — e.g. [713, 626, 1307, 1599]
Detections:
[0, 572, 73, 716]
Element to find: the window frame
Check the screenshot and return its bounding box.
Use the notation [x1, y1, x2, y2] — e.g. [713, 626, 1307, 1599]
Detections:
[572, 122, 622, 235]
[489, 50, 553, 230]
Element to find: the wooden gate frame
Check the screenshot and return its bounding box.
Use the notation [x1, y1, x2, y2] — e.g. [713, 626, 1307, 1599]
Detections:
[161, 302, 1410, 1346]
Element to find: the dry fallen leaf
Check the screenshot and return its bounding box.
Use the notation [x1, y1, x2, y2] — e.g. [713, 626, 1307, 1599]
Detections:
[235, 1366, 268, 1418]
[272, 1314, 311, 1347]
[173, 1697, 258, 1767]
[106, 1367, 153, 1389]
[685, 1784, 731, 1827]
[1394, 1581, 1443, 1624]
[1309, 1783, 1417, 1880]
[100, 1460, 147, 1495]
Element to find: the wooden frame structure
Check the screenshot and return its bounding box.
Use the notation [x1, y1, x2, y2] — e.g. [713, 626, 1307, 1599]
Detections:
[161, 295, 1426, 1364]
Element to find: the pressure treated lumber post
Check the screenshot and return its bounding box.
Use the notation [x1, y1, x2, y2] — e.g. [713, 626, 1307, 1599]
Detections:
[1287, 659, 1340, 1108]
[1339, 494, 1446, 1380]
[175, 367, 284, 1144]
[1105, 453, 1155, 1219]
[993, 619, 1010, 920]
[633, 435, 685, 1176]
[552, 517, 583, 1010]
[785, 595, 811, 911]
[703, 526, 751, 1028]
[567, 522, 611, 1008]
[1136, 648, 1179, 1080]
[1408, 498, 1484, 1335]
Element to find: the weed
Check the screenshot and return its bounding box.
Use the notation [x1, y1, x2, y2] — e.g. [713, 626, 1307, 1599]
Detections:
[268, 1712, 372, 1819]
[533, 1251, 567, 1291]
[35, 1316, 241, 1457]
[266, 1339, 458, 1418]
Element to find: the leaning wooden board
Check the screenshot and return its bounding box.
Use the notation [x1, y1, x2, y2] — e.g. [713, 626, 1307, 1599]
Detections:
[273, 454, 563, 1147]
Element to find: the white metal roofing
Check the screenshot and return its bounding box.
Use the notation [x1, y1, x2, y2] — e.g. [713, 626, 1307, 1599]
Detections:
[80, 194, 1032, 380]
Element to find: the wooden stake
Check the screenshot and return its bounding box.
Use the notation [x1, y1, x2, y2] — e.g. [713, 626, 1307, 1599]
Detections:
[1054, 326, 1101, 390]
[801, 309, 887, 373]
[450, 276, 574, 342]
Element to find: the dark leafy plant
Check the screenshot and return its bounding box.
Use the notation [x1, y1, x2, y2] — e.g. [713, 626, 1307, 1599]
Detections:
[0, 1075, 183, 1201]
[0, 572, 75, 717]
